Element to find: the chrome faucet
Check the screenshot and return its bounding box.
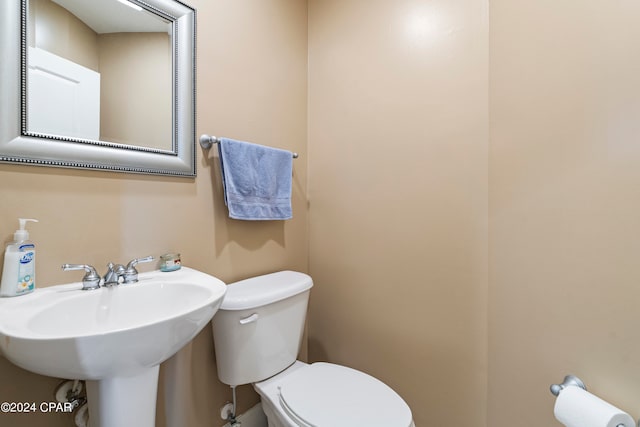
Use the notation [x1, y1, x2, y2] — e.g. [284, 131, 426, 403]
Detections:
[61, 264, 101, 290]
[62, 256, 155, 290]
[103, 262, 125, 287]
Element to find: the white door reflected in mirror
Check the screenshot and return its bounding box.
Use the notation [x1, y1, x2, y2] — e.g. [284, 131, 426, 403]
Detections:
[28, 47, 100, 140]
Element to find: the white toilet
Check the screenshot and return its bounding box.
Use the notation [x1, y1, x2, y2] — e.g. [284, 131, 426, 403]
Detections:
[212, 271, 414, 427]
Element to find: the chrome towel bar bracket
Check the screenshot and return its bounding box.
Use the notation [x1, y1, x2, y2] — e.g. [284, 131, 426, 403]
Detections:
[199, 134, 298, 158]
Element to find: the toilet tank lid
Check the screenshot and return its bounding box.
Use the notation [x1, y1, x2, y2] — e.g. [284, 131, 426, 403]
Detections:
[220, 271, 313, 310]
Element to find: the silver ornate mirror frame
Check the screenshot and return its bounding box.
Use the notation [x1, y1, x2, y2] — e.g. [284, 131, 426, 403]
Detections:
[0, 0, 196, 177]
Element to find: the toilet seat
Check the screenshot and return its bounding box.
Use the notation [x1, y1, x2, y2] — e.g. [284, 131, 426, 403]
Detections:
[277, 362, 412, 427]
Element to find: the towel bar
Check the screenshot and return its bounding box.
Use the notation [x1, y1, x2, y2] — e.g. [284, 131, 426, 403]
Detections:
[199, 134, 298, 158]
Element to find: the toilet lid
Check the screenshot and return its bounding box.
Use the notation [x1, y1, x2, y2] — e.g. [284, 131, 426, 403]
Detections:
[278, 363, 412, 427]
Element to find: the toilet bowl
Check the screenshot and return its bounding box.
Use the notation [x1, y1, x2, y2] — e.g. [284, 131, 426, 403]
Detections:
[212, 271, 414, 427]
[254, 361, 414, 427]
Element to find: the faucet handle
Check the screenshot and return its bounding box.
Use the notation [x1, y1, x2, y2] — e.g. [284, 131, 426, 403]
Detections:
[123, 256, 155, 283]
[61, 264, 101, 290]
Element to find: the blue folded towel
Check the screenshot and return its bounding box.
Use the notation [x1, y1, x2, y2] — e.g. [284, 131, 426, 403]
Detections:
[217, 137, 293, 220]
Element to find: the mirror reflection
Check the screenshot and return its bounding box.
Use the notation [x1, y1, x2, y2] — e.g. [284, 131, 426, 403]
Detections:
[27, 0, 173, 151]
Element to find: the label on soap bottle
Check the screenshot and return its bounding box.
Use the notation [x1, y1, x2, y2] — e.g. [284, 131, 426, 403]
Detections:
[16, 244, 35, 295]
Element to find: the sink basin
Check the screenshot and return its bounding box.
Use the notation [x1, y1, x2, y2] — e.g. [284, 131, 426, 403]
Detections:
[0, 266, 226, 427]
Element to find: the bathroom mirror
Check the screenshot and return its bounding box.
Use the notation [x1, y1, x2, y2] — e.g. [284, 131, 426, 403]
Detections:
[0, 0, 196, 177]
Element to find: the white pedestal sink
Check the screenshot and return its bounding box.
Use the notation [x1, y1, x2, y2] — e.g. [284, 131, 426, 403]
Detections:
[0, 267, 226, 427]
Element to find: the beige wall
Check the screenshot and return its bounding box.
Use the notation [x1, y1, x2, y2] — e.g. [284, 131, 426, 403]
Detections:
[0, 1, 308, 426]
[489, 0, 640, 425]
[307, 0, 488, 425]
[309, 1, 640, 425]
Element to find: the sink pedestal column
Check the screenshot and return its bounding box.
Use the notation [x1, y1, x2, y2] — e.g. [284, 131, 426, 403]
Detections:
[85, 365, 159, 427]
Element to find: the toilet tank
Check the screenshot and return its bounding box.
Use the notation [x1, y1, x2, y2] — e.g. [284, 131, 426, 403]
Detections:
[212, 271, 313, 386]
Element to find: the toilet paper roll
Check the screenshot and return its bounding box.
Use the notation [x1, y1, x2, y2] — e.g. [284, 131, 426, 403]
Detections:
[554, 386, 635, 427]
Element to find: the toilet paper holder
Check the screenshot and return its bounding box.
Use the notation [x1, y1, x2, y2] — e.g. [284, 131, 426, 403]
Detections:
[550, 375, 588, 397]
[550, 375, 637, 427]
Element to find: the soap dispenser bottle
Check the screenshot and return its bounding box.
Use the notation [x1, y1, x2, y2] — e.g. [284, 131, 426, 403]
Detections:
[1, 218, 38, 297]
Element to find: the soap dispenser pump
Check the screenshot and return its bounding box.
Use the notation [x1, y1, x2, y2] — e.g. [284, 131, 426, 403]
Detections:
[1, 218, 38, 297]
